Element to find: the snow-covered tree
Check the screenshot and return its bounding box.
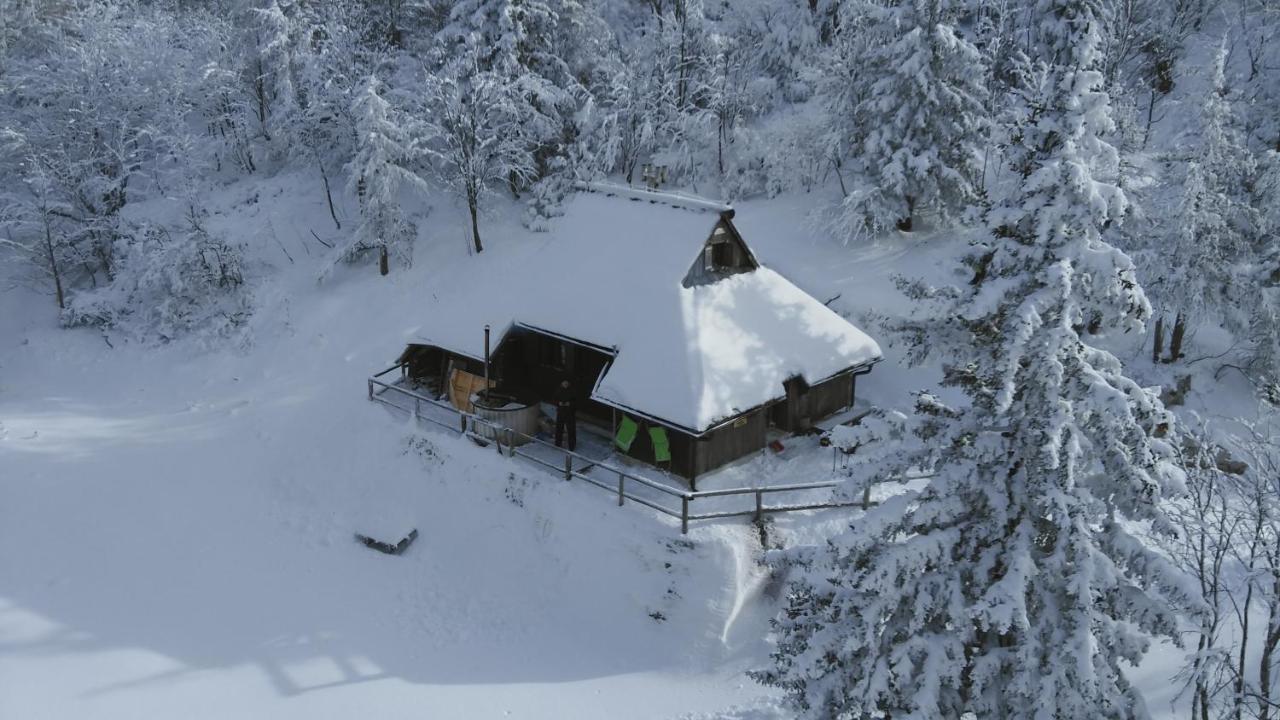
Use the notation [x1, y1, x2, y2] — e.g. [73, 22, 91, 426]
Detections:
[62, 210, 249, 345]
[0, 152, 74, 309]
[833, 0, 988, 237]
[291, 3, 382, 230]
[325, 75, 426, 277]
[759, 2, 1192, 717]
[580, 52, 665, 184]
[436, 0, 611, 187]
[1252, 154, 1280, 403]
[1148, 47, 1259, 362]
[246, 0, 300, 152]
[419, 49, 536, 254]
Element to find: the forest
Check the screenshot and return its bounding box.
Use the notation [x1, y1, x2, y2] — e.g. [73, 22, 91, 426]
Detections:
[2, 0, 1280, 718]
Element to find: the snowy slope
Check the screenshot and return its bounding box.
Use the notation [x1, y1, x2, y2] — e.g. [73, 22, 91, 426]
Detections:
[0, 173, 1195, 719]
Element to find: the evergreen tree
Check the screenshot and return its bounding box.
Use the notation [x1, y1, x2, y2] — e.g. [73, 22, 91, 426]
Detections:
[437, 0, 611, 187]
[246, 0, 299, 151]
[325, 76, 425, 278]
[1252, 154, 1280, 403]
[758, 2, 1191, 717]
[1150, 47, 1258, 361]
[833, 0, 988, 237]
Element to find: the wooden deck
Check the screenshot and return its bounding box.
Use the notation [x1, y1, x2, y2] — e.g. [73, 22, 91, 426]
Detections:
[368, 365, 890, 533]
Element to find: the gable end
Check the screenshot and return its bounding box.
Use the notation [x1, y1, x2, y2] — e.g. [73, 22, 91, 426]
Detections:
[682, 216, 760, 288]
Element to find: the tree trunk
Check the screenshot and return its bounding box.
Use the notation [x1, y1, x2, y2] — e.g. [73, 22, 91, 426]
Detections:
[717, 122, 724, 176]
[379, 245, 389, 276]
[832, 155, 848, 198]
[1261, 554, 1280, 720]
[1153, 316, 1165, 364]
[896, 195, 915, 232]
[1235, 510, 1263, 720]
[41, 215, 65, 310]
[319, 161, 340, 230]
[1169, 312, 1187, 363]
[469, 199, 483, 254]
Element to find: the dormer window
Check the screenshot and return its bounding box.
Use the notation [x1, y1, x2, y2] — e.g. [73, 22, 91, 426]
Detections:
[685, 219, 759, 287]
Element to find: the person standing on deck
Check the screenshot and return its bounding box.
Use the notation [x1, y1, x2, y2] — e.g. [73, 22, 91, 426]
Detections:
[554, 379, 577, 451]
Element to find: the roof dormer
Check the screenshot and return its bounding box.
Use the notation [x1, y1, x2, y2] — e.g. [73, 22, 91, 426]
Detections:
[682, 216, 759, 288]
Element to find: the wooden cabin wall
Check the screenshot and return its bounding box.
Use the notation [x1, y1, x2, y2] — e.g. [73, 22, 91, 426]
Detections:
[615, 418, 697, 479]
[490, 330, 614, 427]
[401, 344, 443, 380]
[807, 372, 854, 422]
[682, 220, 759, 287]
[771, 372, 854, 431]
[694, 407, 769, 476]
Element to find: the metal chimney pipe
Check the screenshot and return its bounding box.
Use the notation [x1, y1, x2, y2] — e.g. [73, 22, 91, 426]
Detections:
[483, 324, 491, 398]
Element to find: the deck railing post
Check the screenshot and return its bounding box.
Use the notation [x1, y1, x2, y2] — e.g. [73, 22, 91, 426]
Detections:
[460, 413, 467, 434]
[414, 397, 420, 421]
[681, 496, 689, 534]
[617, 473, 625, 506]
[754, 490, 763, 523]
[564, 455, 572, 481]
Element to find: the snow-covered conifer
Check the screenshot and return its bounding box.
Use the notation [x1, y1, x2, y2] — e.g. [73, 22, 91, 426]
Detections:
[247, 0, 300, 152]
[325, 75, 425, 278]
[830, 0, 988, 237]
[759, 2, 1192, 717]
[1148, 47, 1259, 360]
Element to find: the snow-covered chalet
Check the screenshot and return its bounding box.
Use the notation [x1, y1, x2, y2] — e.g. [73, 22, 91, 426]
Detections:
[394, 182, 882, 485]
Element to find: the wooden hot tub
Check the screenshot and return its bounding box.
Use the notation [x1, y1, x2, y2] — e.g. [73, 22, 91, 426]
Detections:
[470, 391, 540, 445]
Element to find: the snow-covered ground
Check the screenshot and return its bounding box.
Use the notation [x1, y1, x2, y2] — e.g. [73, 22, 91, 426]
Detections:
[0, 174, 1200, 718]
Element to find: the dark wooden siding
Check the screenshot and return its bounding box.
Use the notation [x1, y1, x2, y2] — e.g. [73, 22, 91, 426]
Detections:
[807, 372, 854, 421]
[682, 220, 759, 287]
[770, 372, 854, 431]
[693, 407, 769, 476]
[492, 328, 613, 425]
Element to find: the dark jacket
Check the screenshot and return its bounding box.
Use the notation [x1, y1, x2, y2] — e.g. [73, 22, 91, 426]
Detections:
[554, 384, 575, 413]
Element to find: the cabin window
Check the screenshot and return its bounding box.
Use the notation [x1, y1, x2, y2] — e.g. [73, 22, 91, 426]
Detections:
[704, 239, 736, 272]
[712, 240, 735, 267]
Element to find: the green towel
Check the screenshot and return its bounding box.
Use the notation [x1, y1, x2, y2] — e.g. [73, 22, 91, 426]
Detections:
[648, 426, 671, 463]
[615, 415, 639, 452]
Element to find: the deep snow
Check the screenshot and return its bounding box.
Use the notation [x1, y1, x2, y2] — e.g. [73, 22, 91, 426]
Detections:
[0, 172, 1213, 718]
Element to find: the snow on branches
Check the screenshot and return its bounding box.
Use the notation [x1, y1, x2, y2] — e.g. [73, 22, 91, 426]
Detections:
[759, 3, 1194, 717]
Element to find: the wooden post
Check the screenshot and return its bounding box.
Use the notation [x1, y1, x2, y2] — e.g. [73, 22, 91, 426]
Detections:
[754, 490, 763, 523]
[681, 497, 689, 534]
[414, 397, 420, 420]
[862, 481, 871, 510]
[367, 379, 374, 401]
[459, 413, 467, 434]
[617, 473, 625, 506]
[483, 325, 491, 393]
[564, 455, 572, 481]
[379, 246, 389, 276]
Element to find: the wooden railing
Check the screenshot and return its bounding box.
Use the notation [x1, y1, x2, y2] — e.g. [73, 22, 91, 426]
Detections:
[369, 364, 875, 533]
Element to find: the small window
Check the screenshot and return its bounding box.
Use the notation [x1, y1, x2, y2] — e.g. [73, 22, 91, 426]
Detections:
[704, 239, 735, 272]
[712, 241, 735, 267]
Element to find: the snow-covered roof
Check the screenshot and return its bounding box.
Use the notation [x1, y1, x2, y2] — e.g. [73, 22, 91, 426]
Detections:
[412, 188, 882, 434]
